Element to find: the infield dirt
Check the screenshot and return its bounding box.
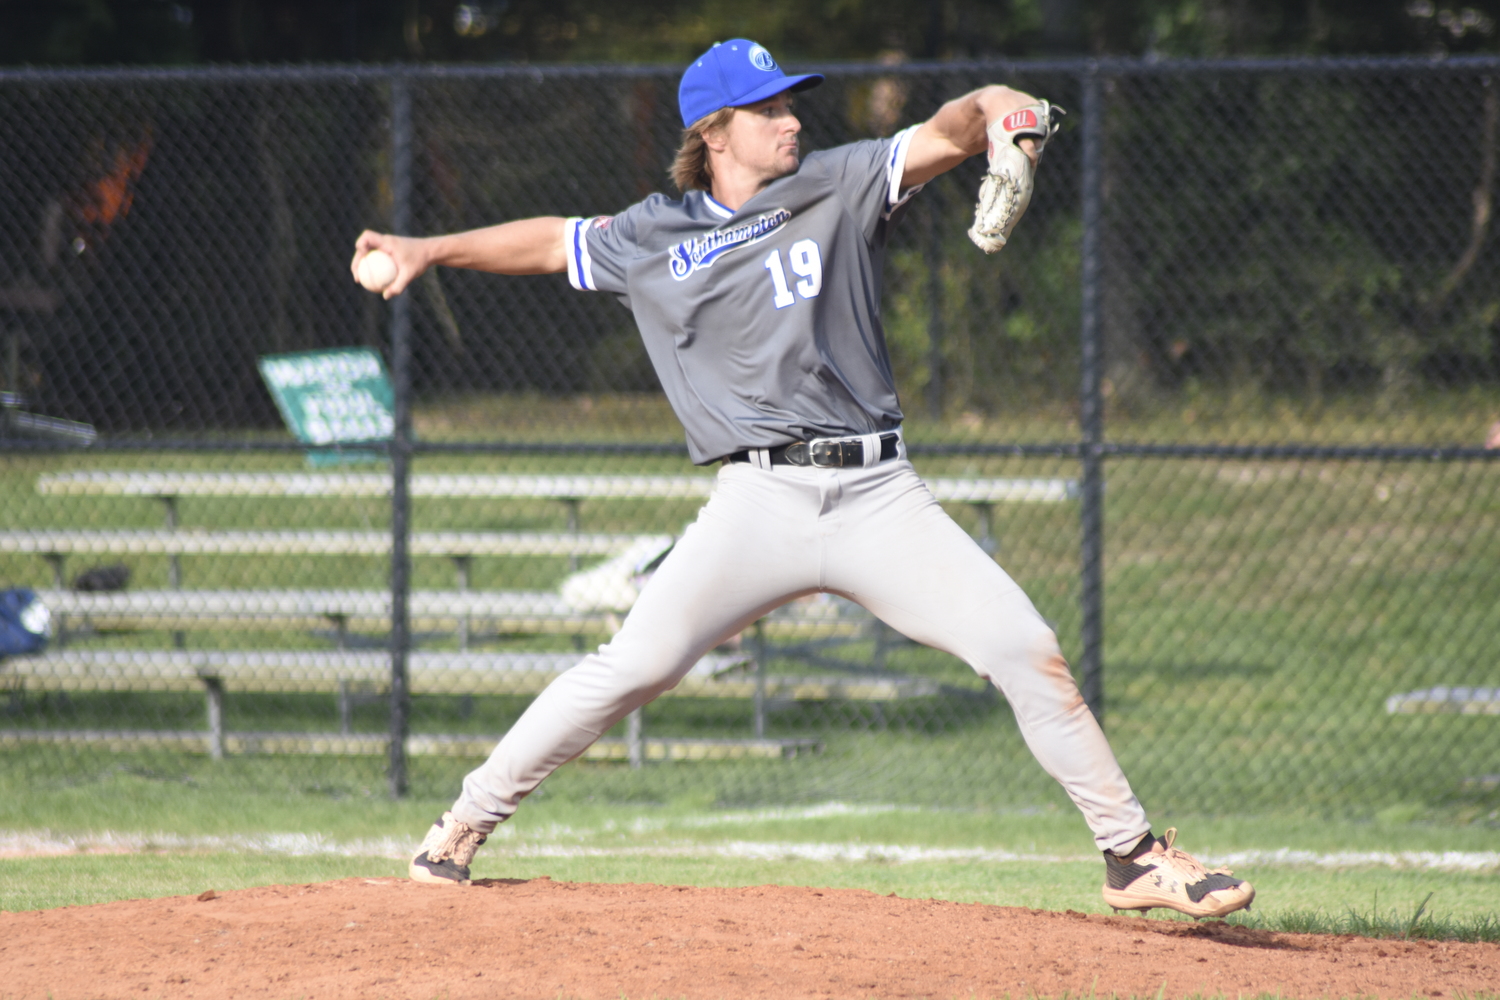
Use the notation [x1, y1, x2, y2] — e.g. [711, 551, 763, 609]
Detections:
[2, 876, 1494, 998]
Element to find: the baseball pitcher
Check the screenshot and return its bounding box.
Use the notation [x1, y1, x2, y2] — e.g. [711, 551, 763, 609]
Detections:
[351, 40, 1253, 920]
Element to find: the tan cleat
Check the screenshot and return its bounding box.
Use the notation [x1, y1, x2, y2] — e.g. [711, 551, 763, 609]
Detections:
[409, 811, 487, 885]
[1100, 827, 1254, 919]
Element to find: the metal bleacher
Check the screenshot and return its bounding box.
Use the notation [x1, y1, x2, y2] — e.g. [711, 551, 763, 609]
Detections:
[1, 469, 1073, 760]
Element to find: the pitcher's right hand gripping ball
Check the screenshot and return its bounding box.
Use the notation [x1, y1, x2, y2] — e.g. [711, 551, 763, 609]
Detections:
[967, 100, 1064, 254]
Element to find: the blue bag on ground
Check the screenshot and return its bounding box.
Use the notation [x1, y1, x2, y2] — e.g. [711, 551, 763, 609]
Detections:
[0, 588, 51, 655]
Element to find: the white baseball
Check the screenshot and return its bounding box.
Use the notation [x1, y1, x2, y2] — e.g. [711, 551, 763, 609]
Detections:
[357, 249, 398, 292]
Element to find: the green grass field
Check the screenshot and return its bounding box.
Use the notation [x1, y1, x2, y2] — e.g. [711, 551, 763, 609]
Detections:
[3, 772, 1498, 944]
[2, 390, 1498, 939]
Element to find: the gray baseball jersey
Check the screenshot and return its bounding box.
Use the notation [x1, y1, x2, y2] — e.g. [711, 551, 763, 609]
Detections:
[565, 125, 924, 465]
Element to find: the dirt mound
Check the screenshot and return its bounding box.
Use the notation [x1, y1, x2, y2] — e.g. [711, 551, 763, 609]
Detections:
[2, 877, 1494, 998]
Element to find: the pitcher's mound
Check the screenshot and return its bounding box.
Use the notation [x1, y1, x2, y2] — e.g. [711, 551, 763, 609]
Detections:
[3, 877, 1496, 998]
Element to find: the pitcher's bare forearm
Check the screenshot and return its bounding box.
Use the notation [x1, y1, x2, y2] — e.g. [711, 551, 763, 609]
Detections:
[901, 85, 1039, 189]
[350, 217, 567, 299]
[423, 217, 568, 275]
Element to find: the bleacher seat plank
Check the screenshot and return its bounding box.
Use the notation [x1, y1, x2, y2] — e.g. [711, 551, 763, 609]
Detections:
[1, 649, 749, 696]
[1385, 686, 1500, 715]
[38, 587, 603, 634]
[925, 478, 1077, 503]
[0, 529, 669, 558]
[579, 736, 822, 761]
[35, 589, 872, 639]
[2, 649, 926, 701]
[39, 587, 577, 622]
[0, 728, 821, 759]
[37, 471, 718, 500]
[37, 470, 1076, 503]
[673, 674, 939, 700]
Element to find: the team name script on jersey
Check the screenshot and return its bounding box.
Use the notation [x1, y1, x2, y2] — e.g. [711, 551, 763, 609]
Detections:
[668, 208, 792, 281]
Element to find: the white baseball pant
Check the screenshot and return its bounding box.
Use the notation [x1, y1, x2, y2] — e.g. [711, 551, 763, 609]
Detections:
[450, 455, 1150, 854]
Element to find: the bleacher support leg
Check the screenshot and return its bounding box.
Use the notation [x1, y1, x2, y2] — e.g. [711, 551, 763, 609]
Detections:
[753, 620, 768, 739]
[452, 555, 472, 652]
[43, 552, 65, 589]
[971, 502, 997, 556]
[626, 707, 644, 769]
[160, 495, 185, 649]
[4, 330, 16, 395]
[204, 676, 225, 760]
[562, 497, 581, 571]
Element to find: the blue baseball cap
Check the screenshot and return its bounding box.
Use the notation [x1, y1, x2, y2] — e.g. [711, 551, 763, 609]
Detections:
[678, 39, 823, 128]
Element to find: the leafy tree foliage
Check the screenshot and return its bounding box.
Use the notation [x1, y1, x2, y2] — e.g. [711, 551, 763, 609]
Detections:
[3, 1, 1498, 66]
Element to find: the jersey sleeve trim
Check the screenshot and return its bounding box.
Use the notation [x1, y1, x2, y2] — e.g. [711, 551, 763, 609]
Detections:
[564, 216, 599, 292]
[883, 124, 926, 219]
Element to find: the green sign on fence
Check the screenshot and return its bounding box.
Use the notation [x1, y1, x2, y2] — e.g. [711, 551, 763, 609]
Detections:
[257, 348, 394, 466]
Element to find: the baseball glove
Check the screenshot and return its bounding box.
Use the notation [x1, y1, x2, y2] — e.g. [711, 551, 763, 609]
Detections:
[967, 101, 1064, 254]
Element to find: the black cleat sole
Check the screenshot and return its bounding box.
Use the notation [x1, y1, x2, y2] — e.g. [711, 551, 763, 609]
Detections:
[409, 850, 473, 885]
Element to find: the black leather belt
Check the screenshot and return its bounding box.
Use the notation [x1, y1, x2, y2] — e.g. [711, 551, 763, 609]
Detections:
[724, 432, 899, 468]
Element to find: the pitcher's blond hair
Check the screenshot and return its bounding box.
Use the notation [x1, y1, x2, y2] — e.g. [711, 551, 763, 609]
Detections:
[670, 107, 735, 193]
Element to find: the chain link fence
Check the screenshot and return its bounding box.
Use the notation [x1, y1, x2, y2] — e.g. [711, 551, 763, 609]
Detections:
[1, 59, 1497, 823]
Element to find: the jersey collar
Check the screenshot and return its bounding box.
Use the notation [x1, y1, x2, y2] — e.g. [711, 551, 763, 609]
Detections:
[702, 193, 735, 219]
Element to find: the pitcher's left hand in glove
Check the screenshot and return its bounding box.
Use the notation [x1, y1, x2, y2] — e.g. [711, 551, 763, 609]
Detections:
[967, 101, 1064, 254]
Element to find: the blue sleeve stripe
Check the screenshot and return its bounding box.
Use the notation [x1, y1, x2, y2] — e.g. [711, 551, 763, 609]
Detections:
[564, 217, 583, 290]
[573, 220, 590, 290]
[577, 218, 597, 291]
[885, 125, 923, 213]
[564, 217, 598, 292]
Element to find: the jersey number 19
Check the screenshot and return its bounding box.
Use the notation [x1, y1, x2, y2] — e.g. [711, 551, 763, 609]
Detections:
[764, 240, 823, 309]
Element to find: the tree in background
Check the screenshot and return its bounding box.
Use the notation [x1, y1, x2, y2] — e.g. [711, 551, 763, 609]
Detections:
[1109, 0, 1497, 56]
[4, 1, 1497, 426]
[2, 0, 1497, 66]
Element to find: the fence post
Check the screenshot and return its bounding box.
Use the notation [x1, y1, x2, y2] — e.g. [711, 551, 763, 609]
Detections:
[1078, 64, 1106, 724]
[387, 70, 414, 798]
[924, 183, 946, 420]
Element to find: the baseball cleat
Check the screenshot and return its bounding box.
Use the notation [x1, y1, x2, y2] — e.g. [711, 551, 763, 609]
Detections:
[409, 811, 487, 885]
[1100, 827, 1253, 919]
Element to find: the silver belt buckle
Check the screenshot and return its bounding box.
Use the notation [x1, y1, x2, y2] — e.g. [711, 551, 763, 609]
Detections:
[809, 437, 858, 468]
